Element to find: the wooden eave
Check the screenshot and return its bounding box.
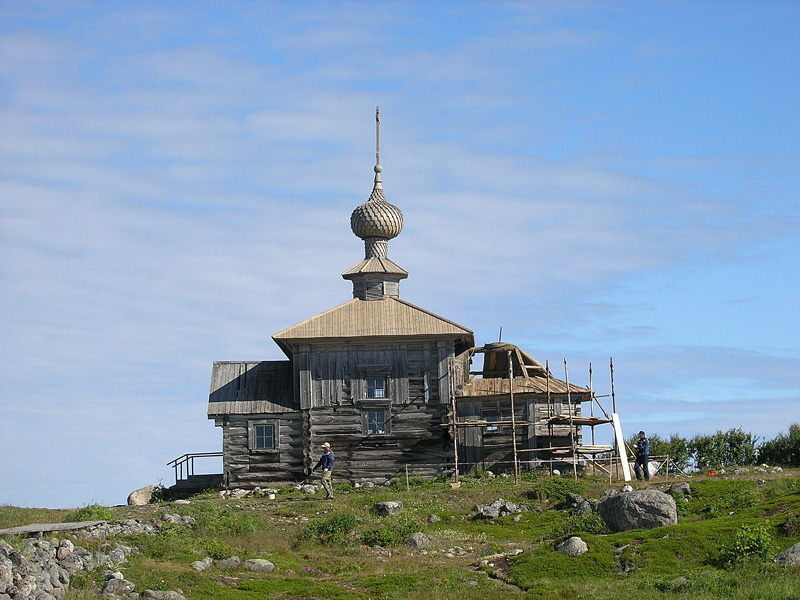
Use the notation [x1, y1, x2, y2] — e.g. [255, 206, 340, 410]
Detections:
[207, 360, 296, 417]
[272, 296, 474, 356]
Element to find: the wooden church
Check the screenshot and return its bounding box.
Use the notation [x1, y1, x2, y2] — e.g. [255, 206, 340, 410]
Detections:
[207, 112, 593, 488]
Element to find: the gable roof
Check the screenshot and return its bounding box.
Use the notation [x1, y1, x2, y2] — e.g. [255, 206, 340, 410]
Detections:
[273, 296, 473, 353]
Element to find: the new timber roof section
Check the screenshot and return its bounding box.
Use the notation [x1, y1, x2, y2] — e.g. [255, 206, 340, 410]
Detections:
[273, 296, 474, 353]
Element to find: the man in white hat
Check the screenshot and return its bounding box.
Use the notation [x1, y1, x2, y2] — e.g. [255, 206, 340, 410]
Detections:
[312, 442, 335, 499]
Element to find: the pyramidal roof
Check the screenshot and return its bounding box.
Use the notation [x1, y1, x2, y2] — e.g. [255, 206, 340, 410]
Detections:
[273, 296, 473, 353]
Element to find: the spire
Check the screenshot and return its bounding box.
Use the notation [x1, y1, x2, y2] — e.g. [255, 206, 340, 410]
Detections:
[343, 108, 408, 300]
[374, 106, 382, 190]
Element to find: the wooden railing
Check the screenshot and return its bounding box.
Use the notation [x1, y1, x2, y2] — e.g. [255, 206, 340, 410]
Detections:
[167, 452, 223, 484]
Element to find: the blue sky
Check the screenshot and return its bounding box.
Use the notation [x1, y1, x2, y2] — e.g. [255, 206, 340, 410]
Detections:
[1, 1, 798, 508]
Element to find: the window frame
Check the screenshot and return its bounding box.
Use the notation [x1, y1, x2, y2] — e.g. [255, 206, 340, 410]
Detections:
[366, 375, 387, 399]
[248, 419, 280, 453]
[358, 399, 392, 437]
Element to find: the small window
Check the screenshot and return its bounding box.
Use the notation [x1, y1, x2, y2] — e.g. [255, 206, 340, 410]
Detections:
[248, 419, 279, 452]
[360, 401, 391, 436]
[366, 376, 386, 398]
[366, 410, 387, 435]
[254, 424, 274, 449]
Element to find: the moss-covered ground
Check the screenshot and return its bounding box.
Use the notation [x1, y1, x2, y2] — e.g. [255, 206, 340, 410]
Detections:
[3, 469, 800, 599]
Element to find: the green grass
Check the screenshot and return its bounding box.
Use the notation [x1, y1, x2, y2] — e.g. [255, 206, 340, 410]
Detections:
[2, 470, 797, 600]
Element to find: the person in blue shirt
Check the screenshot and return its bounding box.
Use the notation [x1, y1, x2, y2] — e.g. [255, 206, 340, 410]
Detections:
[312, 442, 335, 499]
[634, 431, 650, 481]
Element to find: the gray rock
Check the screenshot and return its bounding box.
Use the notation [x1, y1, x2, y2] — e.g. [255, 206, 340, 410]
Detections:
[668, 482, 691, 496]
[101, 576, 135, 596]
[474, 505, 499, 519]
[127, 485, 158, 506]
[599, 489, 678, 532]
[299, 484, 318, 495]
[191, 557, 213, 572]
[373, 501, 404, 516]
[427, 514, 441, 523]
[245, 559, 274, 572]
[141, 591, 187, 600]
[215, 556, 241, 570]
[406, 533, 432, 549]
[564, 492, 584, 508]
[160, 513, 183, 525]
[557, 536, 588, 556]
[56, 541, 73, 562]
[599, 489, 617, 502]
[620, 484, 633, 493]
[776, 542, 800, 565]
[572, 501, 593, 517]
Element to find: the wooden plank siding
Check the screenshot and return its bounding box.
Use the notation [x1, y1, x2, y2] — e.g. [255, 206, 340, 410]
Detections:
[221, 412, 304, 488]
[308, 404, 451, 481]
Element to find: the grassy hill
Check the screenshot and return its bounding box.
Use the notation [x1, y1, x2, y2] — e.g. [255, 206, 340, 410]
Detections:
[2, 469, 800, 600]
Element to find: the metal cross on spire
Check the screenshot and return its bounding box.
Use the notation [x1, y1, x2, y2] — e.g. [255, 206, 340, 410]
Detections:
[373, 106, 382, 189]
[376, 105, 380, 166]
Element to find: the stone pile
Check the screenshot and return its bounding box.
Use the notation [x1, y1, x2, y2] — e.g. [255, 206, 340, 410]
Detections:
[0, 536, 132, 600]
[219, 487, 278, 500]
[0, 514, 194, 600]
[473, 498, 528, 520]
[75, 515, 193, 540]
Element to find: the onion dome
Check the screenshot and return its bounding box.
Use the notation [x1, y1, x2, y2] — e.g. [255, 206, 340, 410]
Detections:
[350, 168, 404, 241]
[342, 107, 408, 300]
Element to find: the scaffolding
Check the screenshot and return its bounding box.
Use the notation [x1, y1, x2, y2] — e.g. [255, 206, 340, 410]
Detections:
[449, 343, 619, 484]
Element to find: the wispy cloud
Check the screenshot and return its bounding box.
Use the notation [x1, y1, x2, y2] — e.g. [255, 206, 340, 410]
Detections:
[1, 1, 798, 507]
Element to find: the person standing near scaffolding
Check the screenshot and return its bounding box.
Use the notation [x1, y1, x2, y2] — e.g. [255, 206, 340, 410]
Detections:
[634, 431, 650, 481]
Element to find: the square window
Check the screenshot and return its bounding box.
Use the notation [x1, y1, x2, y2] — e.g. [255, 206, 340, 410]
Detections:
[366, 410, 387, 435]
[248, 420, 279, 452]
[366, 376, 386, 398]
[254, 424, 274, 449]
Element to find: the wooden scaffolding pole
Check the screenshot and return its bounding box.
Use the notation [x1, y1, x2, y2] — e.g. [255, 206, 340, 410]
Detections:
[449, 361, 459, 483]
[546, 360, 553, 475]
[507, 349, 519, 485]
[565, 358, 577, 481]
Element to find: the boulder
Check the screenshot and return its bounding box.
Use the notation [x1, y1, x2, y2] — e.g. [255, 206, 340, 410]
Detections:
[191, 558, 212, 572]
[557, 536, 588, 556]
[572, 500, 594, 517]
[101, 575, 135, 596]
[406, 533, 432, 549]
[215, 556, 241, 570]
[668, 482, 691, 496]
[564, 493, 584, 509]
[598, 489, 678, 532]
[776, 542, 800, 566]
[373, 501, 404, 516]
[127, 485, 158, 506]
[427, 515, 441, 523]
[245, 559, 275, 572]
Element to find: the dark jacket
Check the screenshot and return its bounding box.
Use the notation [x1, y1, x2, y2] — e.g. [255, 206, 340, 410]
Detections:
[314, 450, 334, 472]
[636, 437, 650, 458]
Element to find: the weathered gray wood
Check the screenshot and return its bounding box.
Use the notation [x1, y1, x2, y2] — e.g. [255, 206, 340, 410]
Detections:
[0, 521, 106, 536]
